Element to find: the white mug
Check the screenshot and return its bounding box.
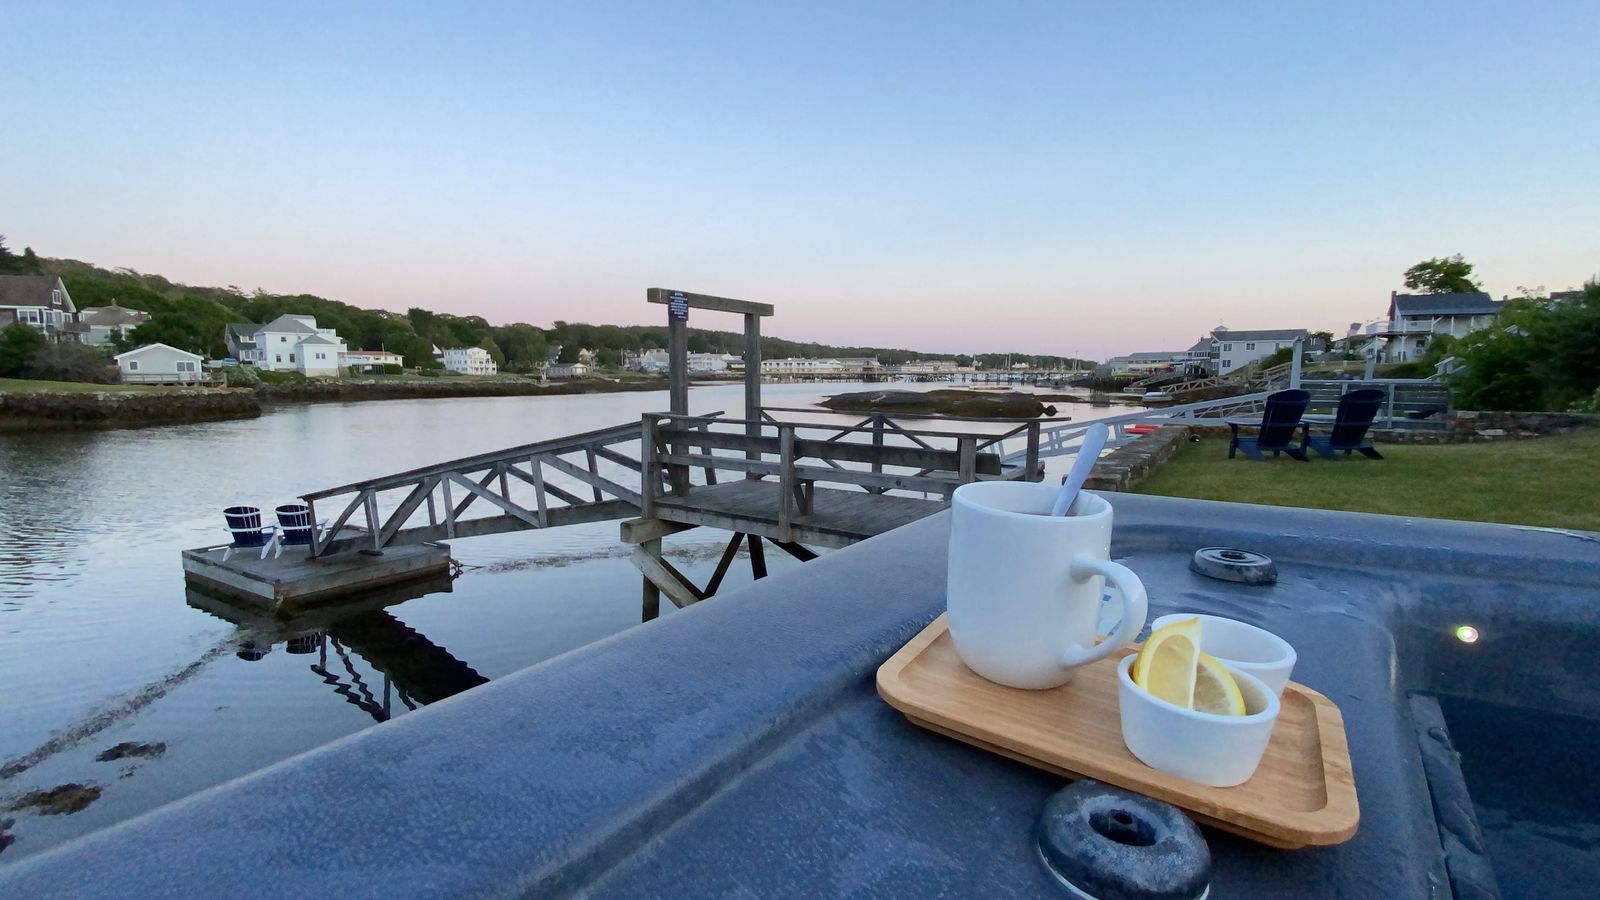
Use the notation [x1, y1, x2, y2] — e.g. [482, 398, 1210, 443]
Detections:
[947, 482, 1149, 690]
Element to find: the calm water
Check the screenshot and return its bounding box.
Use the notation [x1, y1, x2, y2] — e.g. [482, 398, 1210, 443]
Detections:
[0, 381, 1113, 861]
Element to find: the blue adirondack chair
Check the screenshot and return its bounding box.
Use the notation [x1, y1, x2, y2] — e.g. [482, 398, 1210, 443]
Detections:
[1306, 388, 1385, 460]
[1228, 389, 1310, 461]
[221, 506, 277, 561]
[265, 503, 330, 559]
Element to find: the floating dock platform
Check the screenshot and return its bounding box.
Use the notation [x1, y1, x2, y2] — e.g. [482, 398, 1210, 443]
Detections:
[181, 534, 452, 611]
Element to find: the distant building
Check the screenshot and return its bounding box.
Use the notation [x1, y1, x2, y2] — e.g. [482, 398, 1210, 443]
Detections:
[688, 352, 736, 373]
[115, 343, 205, 384]
[547, 361, 589, 378]
[1368, 291, 1503, 363]
[341, 349, 405, 372]
[249, 314, 348, 376]
[224, 323, 258, 362]
[78, 305, 150, 347]
[1208, 328, 1307, 373]
[0, 275, 84, 343]
[442, 347, 498, 376]
[762, 357, 844, 376]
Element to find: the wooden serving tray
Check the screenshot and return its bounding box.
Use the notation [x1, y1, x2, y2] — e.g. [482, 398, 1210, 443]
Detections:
[876, 614, 1359, 849]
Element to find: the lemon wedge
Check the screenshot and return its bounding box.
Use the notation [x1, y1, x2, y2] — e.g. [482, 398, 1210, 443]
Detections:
[1133, 617, 1201, 708]
[1193, 653, 1248, 716]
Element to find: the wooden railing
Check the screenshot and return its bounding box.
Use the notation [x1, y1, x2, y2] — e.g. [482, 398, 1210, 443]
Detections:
[299, 419, 660, 557]
[642, 411, 1046, 540]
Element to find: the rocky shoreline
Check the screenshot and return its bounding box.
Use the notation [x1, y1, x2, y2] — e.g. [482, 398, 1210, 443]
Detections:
[820, 388, 1056, 418]
[251, 376, 667, 404]
[0, 377, 672, 432]
[0, 388, 263, 432]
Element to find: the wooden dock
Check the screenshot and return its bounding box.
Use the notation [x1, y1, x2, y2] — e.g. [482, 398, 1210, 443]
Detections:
[181, 533, 452, 611]
[652, 479, 944, 549]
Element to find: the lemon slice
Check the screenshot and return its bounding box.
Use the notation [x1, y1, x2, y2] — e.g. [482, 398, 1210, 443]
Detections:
[1193, 653, 1248, 716]
[1133, 617, 1200, 708]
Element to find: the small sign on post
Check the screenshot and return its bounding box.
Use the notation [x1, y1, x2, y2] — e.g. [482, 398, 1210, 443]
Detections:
[667, 292, 689, 321]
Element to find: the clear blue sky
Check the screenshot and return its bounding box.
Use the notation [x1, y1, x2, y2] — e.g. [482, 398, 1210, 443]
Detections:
[3, 1, 1596, 358]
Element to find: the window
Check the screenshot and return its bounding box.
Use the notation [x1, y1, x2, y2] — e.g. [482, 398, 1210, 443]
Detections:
[1245, 342, 1255, 350]
[280, 336, 287, 342]
[1223, 343, 1233, 351]
[315, 352, 325, 360]
[275, 354, 282, 363]
[176, 361, 196, 373]
[127, 360, 140, 371]
[289, 354, 296, 363]
[20, 309, 41, 324]
[1221, 360, 1231, 368]
[51, 290, 62, 305]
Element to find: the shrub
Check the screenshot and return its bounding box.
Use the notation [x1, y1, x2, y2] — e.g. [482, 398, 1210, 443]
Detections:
[380, 364, 404, 375]
[26, 342, 117, 383]
[0, 323, 48, 377]
[222, 366, 262, 386]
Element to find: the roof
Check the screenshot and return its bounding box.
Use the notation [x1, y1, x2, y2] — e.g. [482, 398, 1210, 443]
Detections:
[1186, 337, 1214, 352]
[1128, 351, 1181, 361]
[256, 314, 318, 335]
[0, 274, 71, 311]
[299, 334, 341, 346]
[225, 322, 258, 341]
[1390, 292, 1501, 317]
[115, 342, 202, 361]
[1211, 328, 1307, 342]
[79, 305, 150, 327]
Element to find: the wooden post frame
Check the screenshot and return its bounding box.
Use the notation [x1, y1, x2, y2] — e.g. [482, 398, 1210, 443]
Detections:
[647, 288, 775, 481]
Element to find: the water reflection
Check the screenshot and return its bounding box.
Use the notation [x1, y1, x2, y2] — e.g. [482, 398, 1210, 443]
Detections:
[185, 575, 487, 723]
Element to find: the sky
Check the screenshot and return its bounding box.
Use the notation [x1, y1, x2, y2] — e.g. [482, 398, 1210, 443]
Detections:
[2, 2, 1597, 359]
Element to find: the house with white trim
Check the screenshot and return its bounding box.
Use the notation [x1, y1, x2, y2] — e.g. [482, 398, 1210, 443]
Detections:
[1367, 291, 1503, 363]
[0, 275, 85, 343]
[78, 305, 150, 347]
[1207, 328, 1307, 373]
[250, 314, 347, 376]
[115, 343, 206, 384]
[442, 347, 497, 376]
[341, 349, 405, 373]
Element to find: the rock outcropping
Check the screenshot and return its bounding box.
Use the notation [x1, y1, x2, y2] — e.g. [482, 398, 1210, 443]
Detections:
[820, 389, 1055, 418]
[0, 389, 261, 431]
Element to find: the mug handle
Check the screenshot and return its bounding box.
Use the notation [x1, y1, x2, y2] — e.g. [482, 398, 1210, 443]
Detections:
[1059, 556, 1149, 669]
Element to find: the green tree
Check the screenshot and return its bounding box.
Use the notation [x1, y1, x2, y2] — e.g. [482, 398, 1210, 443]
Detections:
[0, 322, 49, 377]
[1403, 255, 1481, 294]
[1451, 281, 1600, 410]
[478, 336, 506, 367]
[557, 342, 581, 363]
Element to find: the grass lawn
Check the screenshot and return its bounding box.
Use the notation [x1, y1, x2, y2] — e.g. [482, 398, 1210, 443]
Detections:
[0, 378, 171, 394]
[1134, 431, 1600, 532]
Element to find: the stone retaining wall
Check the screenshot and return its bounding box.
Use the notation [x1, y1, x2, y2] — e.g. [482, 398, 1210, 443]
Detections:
[0, 388, 262, 431]
[1083, 426, 1193, 492]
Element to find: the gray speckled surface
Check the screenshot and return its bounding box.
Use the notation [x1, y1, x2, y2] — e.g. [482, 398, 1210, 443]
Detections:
[3, 493, 1596, 898]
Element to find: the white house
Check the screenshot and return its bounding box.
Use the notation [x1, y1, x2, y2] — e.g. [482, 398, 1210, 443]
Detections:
[0, 275, 84, 342]
[442, 347, 498, 376]
[78, 305, 150, 347]
[1208, 328, 1307, 373]
[630, 348, 671, 373]
[762, 357, 844, 376]
[688, 352, 738, 373]
[341, 349, 405, 373]
[547, 361, 589, 378]
[249, 314, 347, 376]
[115, 343, 205, 384]
[1369, 291, 1503, 363]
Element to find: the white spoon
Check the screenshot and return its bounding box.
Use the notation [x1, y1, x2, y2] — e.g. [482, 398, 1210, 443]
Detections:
[1050, 422, 1110, 517]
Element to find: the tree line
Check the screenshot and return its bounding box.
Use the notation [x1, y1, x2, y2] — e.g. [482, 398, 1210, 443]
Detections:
[4, 240, 1094, 373]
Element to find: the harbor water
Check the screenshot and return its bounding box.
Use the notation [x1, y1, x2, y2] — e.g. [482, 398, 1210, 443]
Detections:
[0, 381, 1119, 861]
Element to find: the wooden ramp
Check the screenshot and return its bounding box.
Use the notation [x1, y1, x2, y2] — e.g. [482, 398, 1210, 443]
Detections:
[654, 480, 944, 549]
